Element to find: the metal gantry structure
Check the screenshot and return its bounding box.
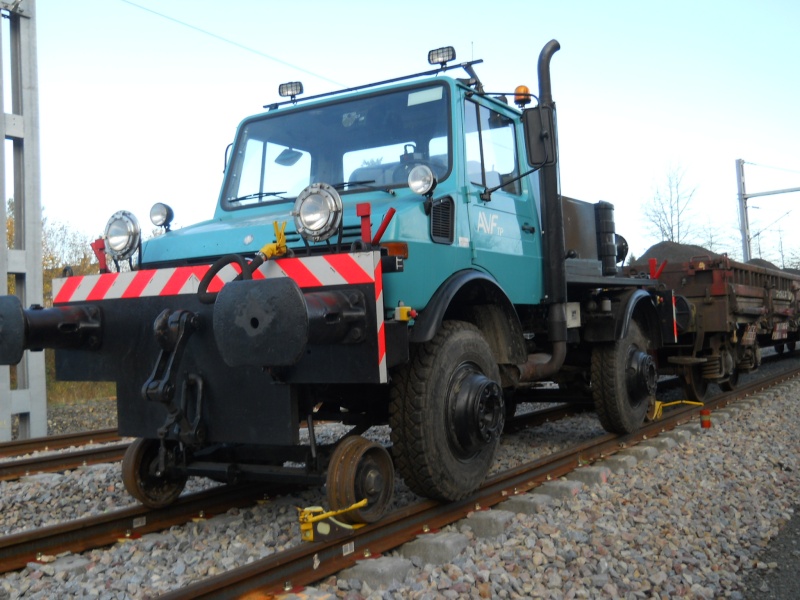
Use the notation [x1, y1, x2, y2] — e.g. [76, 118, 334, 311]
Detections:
[737, 158, 800, 263]
[0, 0, 46, 440]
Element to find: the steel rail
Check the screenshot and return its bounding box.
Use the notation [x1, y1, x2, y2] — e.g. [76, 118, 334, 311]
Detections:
[0, 442, 129, 481]
[158, 367, 800, 599]
[0, 402, 580, 571]
[0, 484, 280, 573]
[0, 428, 120, 459]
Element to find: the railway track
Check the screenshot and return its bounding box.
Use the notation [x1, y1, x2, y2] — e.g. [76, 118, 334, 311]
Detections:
[0, 442, 129, 482]
[0, 403, 581, 573]
[0, 428, 120, 459]
[0, 483, 286, 573]
[1, 362, 796, 595]
[152, 366, 799, 598]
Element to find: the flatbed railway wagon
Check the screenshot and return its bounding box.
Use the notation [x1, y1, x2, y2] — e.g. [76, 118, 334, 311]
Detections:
[0, 41, 681, 523]
[629, 249, 800, 401]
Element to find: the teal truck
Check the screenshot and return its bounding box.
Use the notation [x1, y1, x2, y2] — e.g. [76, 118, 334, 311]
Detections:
[0, 41, 670, 522]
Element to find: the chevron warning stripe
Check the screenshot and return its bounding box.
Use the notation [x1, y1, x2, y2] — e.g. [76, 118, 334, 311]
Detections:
[52, 251, 388, 382]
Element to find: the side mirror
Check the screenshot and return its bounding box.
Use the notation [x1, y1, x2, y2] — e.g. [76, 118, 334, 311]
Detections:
[522, 106, 557, 167]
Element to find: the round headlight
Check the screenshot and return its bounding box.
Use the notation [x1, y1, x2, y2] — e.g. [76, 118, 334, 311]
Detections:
[150, 202, 174, 229]
[103, 210, 141, 260]
[408, 164, 437, 196]
[292, 183, 343, 243]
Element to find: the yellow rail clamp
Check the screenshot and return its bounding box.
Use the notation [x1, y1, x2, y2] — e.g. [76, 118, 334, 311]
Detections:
[648, 399, 704, 421]
[298, 498, 368, 542]
[259, 221, 288, 260]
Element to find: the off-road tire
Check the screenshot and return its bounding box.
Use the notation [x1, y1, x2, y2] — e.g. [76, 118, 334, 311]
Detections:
[592, 320, 654, 434]
[389, 320, 502, 501]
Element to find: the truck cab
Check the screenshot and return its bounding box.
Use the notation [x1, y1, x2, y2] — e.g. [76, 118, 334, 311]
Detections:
[139, 58, 544, 315]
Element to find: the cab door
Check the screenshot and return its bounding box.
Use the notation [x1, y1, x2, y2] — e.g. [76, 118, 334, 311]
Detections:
[464, 98, 543, 304]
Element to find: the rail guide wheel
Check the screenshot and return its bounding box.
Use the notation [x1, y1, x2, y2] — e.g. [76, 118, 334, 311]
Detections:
[719, 367, 740, 392]
[684, 363, 709, 402]
[326, 436, 394, 524]
[121, 438, 188, 509]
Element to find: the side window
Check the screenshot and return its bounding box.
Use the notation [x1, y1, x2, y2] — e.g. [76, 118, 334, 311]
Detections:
[465, 102, 521, 195]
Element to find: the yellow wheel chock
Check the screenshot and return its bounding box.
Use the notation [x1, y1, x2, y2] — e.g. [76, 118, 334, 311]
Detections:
[648, 399, 704, 421]
[298, 498, 368, 542]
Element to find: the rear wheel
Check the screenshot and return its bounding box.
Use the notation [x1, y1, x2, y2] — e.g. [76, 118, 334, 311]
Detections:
[592, 320, 657, 434]
[121, 438, 188, 509]
[390, 321, 504, 501]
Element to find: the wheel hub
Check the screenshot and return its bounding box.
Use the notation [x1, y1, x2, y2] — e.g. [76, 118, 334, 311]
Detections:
[358, 460, 385, 500]
[449, 367, 504, 458]
[626, 347, 657, 401]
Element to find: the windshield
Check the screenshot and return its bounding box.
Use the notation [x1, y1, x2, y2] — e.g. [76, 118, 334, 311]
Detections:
[222, 83, 451, 208]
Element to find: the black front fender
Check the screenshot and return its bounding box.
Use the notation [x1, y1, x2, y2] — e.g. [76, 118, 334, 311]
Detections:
[583, 288, 662, 347]
[409, 270, 527, 365]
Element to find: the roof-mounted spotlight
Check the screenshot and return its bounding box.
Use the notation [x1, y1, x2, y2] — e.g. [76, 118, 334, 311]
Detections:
[278, 81, 304, 102]
[428, 46, 456, 67]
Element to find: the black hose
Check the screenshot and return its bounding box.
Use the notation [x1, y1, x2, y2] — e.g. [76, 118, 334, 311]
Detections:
[197, 253, 264, 304]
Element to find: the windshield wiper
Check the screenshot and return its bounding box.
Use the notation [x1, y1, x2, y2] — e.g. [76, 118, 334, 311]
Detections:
[229, 191, 288, 203]
[335, 180, 395, 196]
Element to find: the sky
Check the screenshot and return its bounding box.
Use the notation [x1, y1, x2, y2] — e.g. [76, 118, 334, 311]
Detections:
[27, 0, 800, 265]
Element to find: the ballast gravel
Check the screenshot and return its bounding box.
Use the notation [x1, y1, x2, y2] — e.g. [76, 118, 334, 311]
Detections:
[0, 379, 798, 599]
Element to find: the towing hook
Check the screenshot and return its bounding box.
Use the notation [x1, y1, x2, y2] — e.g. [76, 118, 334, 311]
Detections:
[142, 309, 200, 405]
[153, 309, 200, 351]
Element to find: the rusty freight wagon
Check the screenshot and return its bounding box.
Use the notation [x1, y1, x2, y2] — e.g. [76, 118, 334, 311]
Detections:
[629, 242, 800, 401]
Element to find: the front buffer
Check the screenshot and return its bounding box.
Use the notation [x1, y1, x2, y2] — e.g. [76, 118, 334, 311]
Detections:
[41, 251, 395, 518]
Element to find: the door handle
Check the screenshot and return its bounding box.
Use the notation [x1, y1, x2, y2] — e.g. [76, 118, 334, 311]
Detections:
[521, 223, 536, 234]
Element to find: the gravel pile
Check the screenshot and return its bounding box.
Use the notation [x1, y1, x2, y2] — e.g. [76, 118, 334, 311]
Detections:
[0, 381, 798, 598]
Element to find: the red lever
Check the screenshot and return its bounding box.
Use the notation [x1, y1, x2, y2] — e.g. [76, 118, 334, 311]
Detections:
[649, 257, 667, 280]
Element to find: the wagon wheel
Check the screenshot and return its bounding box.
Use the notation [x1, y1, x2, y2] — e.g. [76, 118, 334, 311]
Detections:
[683, 363, 709, 402]
[122, 438, 188, 509]
[592, 320, 657, 434]
[390, 320, 504, 502]
[718, 367, 740, 392]
[326, 436, 394, 524]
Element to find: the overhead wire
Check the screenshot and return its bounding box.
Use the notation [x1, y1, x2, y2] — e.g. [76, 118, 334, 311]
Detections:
[117, 0, 347, 88]
[743, 160, 800, 176]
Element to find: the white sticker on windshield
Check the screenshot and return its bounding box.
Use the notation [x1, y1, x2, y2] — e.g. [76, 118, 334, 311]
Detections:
[408, 87, 443, 106]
